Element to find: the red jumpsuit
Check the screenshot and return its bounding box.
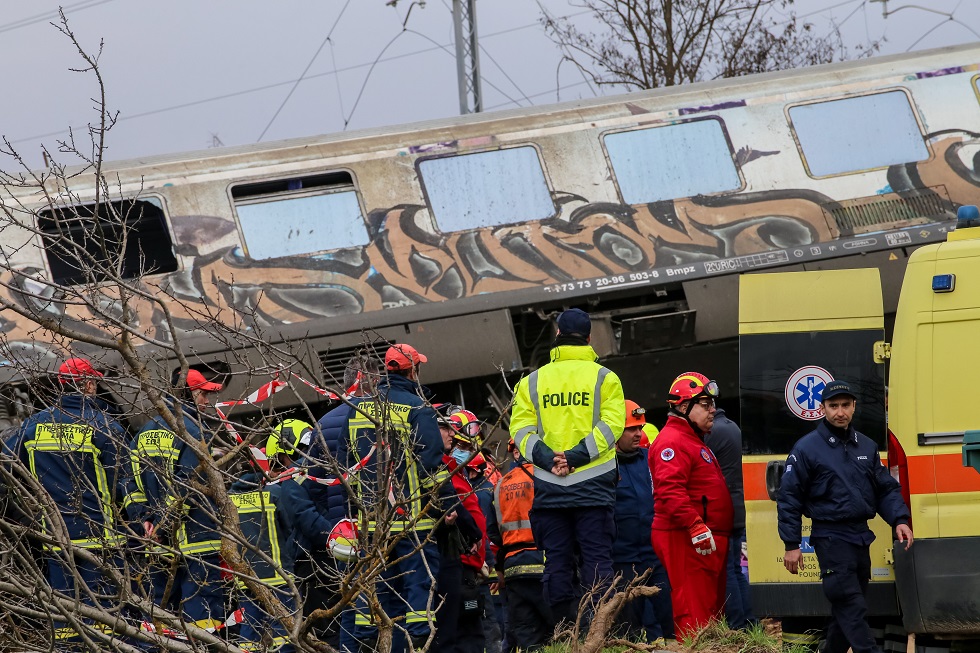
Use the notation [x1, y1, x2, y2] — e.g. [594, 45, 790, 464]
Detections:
[649, 415, 734, 639]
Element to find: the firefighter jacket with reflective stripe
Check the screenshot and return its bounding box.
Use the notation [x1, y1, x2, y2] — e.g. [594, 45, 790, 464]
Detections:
[15, 393, 129, 550]
[132, 402, 223, 554]
[613, 447, 657, 565]
[281, 474, 336, 560]
[511, 345, 625, 509]
[300, 401, 353, 547]
[650, 416, 733, 535]
[230, 474, 295, 587]
[338, 374, 449, 533]
[487, 463, 544, 578]
[777, 419, 910, 548]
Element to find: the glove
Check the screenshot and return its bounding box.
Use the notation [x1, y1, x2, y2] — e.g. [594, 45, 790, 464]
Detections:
[689, 520, 716, 555]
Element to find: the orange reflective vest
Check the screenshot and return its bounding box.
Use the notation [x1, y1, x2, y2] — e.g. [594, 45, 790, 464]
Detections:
[494, 463, 537, 560]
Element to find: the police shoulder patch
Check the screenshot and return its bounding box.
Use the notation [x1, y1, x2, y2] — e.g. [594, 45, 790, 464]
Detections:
[660, 448, 675, 462]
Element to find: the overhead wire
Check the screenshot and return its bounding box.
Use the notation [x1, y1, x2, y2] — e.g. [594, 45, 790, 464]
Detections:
[11, 11, 592, 145]
[0, 0, 117, 36]
[256, 0, 351, 142]
[437, 0, 535, 108]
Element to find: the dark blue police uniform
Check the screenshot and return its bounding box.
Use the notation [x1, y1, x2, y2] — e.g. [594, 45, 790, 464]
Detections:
[778, 418, 910, 653]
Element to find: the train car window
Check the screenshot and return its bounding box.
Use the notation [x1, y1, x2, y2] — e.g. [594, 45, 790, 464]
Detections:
[418, 146, 555, 232]
[789, 90, 928, 177]
[232, 172, 368, 260]
[603, 118, 741, 204]
[37, 197, 178, 286]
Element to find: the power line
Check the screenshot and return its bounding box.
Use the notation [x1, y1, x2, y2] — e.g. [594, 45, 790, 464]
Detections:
[484, 79, 593, 111]
[0, 0, 117, 36]
[11, 13, 590, 145]
[256, 0, 351, 142]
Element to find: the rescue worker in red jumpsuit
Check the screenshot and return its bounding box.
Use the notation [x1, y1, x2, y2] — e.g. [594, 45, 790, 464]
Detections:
[649, 372, 733, 639]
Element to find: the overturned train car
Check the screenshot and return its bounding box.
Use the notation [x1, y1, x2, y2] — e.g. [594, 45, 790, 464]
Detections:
[1, 43, 980, 430]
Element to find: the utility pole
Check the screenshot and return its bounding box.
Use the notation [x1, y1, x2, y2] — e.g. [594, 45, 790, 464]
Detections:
[452, 0, 483, 114]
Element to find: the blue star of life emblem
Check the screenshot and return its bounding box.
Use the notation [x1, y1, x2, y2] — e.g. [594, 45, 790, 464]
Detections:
[795, 376, 826, 410]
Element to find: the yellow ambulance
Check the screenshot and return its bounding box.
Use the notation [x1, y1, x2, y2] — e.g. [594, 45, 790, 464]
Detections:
[738, 207, 980, 635]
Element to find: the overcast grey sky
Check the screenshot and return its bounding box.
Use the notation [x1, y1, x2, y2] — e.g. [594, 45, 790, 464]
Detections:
[2, 0, 979, 169]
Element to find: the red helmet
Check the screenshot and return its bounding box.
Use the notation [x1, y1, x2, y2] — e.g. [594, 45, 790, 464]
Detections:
[465, 452, 487, 473]
[328, 518, 359, 562]
[449, 410, 481, 443]
[667, 372, 719, 405]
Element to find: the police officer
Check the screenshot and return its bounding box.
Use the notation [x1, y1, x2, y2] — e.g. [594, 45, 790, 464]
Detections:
[649, 372, 732, 640]
[130, 368, 228, 632]
[340, 343, 448, 652]
[511, 308, 626, 627]
[13, 357, 129, 644]
[778, 380, 913, 653]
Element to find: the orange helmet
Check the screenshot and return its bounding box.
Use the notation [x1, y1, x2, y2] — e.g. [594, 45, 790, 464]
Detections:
[667, 372, 719, 405]
[624, 400, 646, 428]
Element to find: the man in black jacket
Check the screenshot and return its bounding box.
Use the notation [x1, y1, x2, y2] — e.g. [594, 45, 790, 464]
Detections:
[777, 380, 913, 653]
[704, 407, 755, 629]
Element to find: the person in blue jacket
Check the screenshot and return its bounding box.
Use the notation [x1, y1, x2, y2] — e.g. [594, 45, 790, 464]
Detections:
[229, 450, 297, 653]
[339, 344, 449, 652]
[778, 380, 913, 653]
[13, 357, 130, 644]
[305, 354, 380, 650]
[128, 368, 228, 632]
[612, 400, 672, 645]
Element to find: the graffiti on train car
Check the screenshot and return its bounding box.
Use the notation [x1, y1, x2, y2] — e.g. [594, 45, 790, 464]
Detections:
[0, 131, 977, 351]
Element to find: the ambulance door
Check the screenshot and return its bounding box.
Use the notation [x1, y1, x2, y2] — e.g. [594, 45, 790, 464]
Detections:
[739, 269, 894, 618]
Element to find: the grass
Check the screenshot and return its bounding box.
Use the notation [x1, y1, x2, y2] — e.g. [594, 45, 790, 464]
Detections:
[540, 619, 814, 653]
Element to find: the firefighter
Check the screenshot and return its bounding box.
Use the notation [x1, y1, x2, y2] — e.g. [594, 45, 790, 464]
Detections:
[486, 439, 550, 652]
[308, 354, 380, 651]
[445, 410, 491, 653]
[130, 368, 228, 632]
[433, 404, 484, 653]
[229, 424, 301, 653]
[511, 308, 625, 627]
[778, 380, 913, 653]
[648, 372, 733, 640]
[339, 343, 449, 652]
[13, 357, 129, 644]
[613, 400, 672, 644]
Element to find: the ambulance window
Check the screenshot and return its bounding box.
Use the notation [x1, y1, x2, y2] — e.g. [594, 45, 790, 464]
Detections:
[603, 118, 741, 204]
[740, 330, 886, 455]
[418, 146, 556, 232]
[789, 91, 928, 177]
[37, 197, 178, 286]
[232, 172, 368, 260]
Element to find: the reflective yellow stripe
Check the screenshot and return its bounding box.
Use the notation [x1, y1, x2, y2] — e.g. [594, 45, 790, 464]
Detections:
[504, 564, 544, 577]
[26, 422, 119, 546]
[354, 612, 373, 626]
[368, 519, 435, 532]
[123, 491, 146, 509]
[231, 490, 286, 585]
[405, 610, 430, 624]
[178, 538, 222, 555]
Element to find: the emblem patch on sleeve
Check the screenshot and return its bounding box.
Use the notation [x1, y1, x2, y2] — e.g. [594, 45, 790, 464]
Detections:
[660, 448, 675, 461]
